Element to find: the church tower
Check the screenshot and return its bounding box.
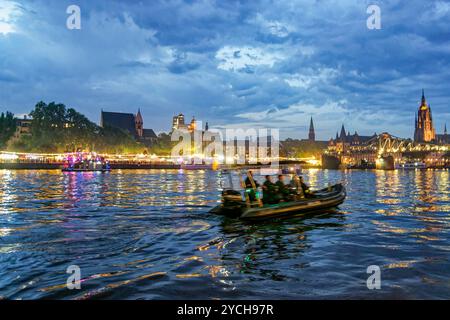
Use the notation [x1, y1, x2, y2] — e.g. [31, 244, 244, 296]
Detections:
[339, 124, 347, 141]
[414, 89, 436, 143]
[308, 117, 315, 141]
[188, 116, 197, 132]
[135, 109, 144, 138]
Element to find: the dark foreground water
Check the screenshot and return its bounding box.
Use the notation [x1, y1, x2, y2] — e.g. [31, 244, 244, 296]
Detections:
[0, 169, 449, 299]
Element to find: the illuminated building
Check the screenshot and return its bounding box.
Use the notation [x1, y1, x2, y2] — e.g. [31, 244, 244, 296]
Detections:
[327, 124, 376, 154]
[188, 116, 197, 132]
[414, 89, 436, 143]
[172, 114, 198, 133]
[172, 113, 186, 131]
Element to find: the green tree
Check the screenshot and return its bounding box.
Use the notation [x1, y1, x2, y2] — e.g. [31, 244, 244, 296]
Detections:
[0, 111, 17, 149]
[148, 132, 176, 155]
[6, 101, 148, 154]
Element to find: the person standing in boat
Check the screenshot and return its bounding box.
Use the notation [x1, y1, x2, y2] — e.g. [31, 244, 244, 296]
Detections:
[262, 175, 277, 204]
[244, 171, 260, 202]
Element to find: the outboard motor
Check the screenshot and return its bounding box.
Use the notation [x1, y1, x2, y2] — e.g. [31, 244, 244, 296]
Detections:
[222, 189, 245, 207]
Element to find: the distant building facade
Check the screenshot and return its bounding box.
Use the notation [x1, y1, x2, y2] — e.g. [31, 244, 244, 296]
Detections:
[172, 113, 186, 131]
[172, 113, 198, 132]
[14, 116, 32, 139]
[326, 124, 379, 166]
[100, 109, 157, 146]
[328, 124, 377, 153]
[437, 124, 449, 144]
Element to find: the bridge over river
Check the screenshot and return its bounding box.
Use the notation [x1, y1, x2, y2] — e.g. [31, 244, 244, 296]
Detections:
[322, 133, 450, 169]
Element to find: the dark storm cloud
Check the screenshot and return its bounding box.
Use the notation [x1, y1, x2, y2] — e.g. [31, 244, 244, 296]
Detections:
[0, 0, 449, 138]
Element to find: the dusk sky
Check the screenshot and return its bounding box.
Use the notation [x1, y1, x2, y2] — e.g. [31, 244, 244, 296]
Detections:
[1, 0, 449, 139]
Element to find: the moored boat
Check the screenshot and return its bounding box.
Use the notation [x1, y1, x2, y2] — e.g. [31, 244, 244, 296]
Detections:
[396, 162, 427, 169]
[210, 183, 346, 221]
[62, 168, 111, 172]
[62, 152, 111, 172]
[180, 163, 212, 170]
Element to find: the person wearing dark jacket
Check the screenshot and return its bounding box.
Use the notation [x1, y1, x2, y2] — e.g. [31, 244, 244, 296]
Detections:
[244, 171, 259, 188]
[244, 171, 260, 202]
[275, 175, 290, 201]
[262, 175, 277, 204]
[299, 176, 312, 197]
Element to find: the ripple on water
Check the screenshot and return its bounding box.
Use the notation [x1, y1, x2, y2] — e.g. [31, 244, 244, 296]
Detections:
[0, 169, 449, 299]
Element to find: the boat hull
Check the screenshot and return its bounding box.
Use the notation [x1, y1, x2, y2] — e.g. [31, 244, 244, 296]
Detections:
[210, 184, 346, 221]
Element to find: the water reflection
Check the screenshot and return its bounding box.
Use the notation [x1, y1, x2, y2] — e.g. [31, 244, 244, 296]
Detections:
[214, 211, 347, 284]
[0, 169, 449, 299]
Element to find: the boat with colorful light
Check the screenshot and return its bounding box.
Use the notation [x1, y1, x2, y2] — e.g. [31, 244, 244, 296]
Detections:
[62, 152, 111, 172]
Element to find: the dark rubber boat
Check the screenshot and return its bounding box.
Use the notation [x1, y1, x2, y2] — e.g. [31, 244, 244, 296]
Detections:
[210, 183, 346, 221]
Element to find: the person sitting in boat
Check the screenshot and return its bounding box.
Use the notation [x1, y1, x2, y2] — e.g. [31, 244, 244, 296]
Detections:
[289, 175, 307, 200]
[299, 176, 312, 197]
[262, 175, 277, 204]
[275, 175, 290, 202]
[244, 170, 260, 202]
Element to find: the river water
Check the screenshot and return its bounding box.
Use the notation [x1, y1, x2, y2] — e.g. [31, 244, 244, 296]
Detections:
[0, 169, 449, 299]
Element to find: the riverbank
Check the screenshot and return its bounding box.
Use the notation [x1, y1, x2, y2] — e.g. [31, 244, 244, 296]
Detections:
[1, 162, 448, 170]
[0, 159, 311, 171]
[0, 162, 181, 170]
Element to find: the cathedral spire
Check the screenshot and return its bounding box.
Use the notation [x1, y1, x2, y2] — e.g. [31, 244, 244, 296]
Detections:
[420, 89, 428, 109]
[308, 117, 315, 141]
[340, 124, 346, 140]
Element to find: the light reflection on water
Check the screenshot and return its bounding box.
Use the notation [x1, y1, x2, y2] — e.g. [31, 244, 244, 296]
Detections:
[0, 169, 449, 299]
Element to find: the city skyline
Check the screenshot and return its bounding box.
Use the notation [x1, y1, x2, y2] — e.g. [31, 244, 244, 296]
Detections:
[5, 93, 449, 144]
[1, 0, 450, 139]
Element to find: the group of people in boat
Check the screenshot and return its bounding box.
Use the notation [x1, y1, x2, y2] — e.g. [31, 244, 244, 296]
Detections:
[244, 170, 312, 205]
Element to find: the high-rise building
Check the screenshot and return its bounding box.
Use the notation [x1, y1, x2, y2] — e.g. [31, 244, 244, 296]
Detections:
[172, 114, 199, 132]
[414, 90, 436, 143]
[172, 113, 186, 131]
